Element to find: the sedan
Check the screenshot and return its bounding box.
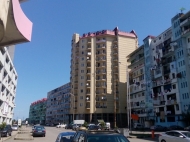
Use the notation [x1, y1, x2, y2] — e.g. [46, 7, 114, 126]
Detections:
[168, 125, 184, 130]
[32, 126, 46, 137]
[55, 131, 75, 142]
[11, 125, 18, 131]
[159, 131, 190, 142]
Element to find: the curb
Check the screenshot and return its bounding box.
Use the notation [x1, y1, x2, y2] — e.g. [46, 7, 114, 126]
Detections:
[0, 131, 18, 142]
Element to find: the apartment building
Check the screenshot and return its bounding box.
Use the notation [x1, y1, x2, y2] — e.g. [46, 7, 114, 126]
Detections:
[70, 27, 138, 127]
[127, 45, 147, 125]
[46, 83, 71, 125]
[0, 46, 17, 124]
[29, 98, 47, 125]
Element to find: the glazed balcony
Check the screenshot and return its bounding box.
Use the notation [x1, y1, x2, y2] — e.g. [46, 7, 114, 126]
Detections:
[167, 99, 177, 105]
[96, 97, 107, 102]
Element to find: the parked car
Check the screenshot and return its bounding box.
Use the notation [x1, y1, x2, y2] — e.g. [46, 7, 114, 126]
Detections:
[88, 125, 101, 130]
[11, 125, 18, 131]
[71, 129, 130, 142]
[32, 125, 46, 137]
[133, 123, 144, 129]
[72, 124, 82, 131]
[0, 124, 12, 137]
[56, 124, 66, 128]
[168, 125, 184, 130]
[65, 124, 74, 129]
[55, 131, 75, 142]
[184, 126, 190, 131]
[159, 131, 190, 142]
[150, 125, 168, 131]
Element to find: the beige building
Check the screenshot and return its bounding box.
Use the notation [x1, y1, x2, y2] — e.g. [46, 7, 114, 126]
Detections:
[70, 27, 138, 127]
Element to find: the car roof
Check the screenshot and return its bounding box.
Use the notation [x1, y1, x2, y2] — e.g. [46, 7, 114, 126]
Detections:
[60, 132, 75, 136]
[78, 130, 122, 135]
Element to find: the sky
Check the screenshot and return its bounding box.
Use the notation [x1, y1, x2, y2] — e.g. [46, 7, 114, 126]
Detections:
[13, 0, 190, 119]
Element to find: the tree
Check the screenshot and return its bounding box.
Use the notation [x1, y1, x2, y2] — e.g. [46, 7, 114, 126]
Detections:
[0, 122, 6, 129]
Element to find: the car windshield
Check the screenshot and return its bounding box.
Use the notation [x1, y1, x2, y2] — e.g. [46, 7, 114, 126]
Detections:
[87, 135, 130, 142]
[182, 132, 190, 138]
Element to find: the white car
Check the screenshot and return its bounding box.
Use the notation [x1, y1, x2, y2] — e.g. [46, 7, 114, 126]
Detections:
[159, 131, 190, 142]
[56, 124, 66, 128]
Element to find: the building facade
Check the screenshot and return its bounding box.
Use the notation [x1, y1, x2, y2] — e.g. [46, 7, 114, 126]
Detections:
[127, 45, 147, 126]
[70, 27, 138, 127]
[127, 11, 190, 127]
[0, 46, 17, 124]
[29, 98, 47, 125]
[46, 83, 71, 125]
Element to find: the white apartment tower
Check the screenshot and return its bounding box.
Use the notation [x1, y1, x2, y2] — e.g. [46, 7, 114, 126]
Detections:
[0, 46, 17, 124]
[70, 27, 138, 127]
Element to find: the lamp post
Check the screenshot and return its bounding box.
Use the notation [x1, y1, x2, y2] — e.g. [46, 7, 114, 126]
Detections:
[70, 93, 75, 122]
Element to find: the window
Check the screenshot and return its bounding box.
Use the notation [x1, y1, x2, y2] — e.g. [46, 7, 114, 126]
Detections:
[81, 83, 83, 86]
[81, 63, 84, 67]
[172, 84, 176, 89]
[172, 73, 175, 78]
[82, 45, 84, 48]
[80, 96, 83, 99]
[176, 104, 179, 111]
[81, 70, 84, 73]
[80, 103, 83, 107]
[81, 76, 84, 79]
[81, 89, 83, 93]
[82, 57, 84, 60]
[188, 38, 190, 43]
[82, 51, 84, 54]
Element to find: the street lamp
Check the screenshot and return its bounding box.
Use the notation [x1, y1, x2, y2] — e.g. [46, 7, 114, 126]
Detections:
[70, 93, 75, 122]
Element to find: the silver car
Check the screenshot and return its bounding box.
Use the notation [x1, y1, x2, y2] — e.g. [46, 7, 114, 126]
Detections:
[159, 131, 190, 142]
[11, 125, 18, 131]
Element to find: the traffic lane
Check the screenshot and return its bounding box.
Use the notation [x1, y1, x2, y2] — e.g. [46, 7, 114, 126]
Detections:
[128, 138, 157, 142]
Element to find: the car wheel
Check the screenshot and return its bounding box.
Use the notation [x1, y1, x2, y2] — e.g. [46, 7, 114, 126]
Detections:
[6, 132, 9, 137]
[161, 140, 166, 142]
[43, 134, 45, 137]
[9, 132, 12, 136]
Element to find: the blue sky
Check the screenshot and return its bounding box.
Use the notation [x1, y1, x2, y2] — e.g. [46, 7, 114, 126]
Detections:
[13, 0, 190, 119]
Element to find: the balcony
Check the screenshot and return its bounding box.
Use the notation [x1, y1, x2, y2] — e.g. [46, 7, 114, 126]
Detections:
[96, 53, 106, 56]
[96, 106, 107, 108]
[96, 46, 106, 50]
[96, 85, 106, 88]
[113, 52, 118, 55]
[96, 59, 106, 62]
[182, 28, 190, 37]
[96, 39, 106, 43]
[113, 58, 118, 61]
[87, 52, 91, 56]
[96, 65, 106, 68]
[87, 65, 91, 68]
[153, 100, 165, 106]
[87, 46, 91, 50]
[180, 18, 190, 27]
[96, 78, 106, 81]
[163, 69, 170, 75]
[96, 71, 106, 75]
[86, 104, 90, 109]
[87, 40, 91, 44]
[167, 100, 177, 105]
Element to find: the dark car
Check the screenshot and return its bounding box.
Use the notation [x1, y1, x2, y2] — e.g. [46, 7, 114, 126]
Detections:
[72, 124, 82, 131]
[88, 125, 101, 130]
[65, 124, 74, 129]
[71, 130, 130, 142]
[55, 131, 75, 142]
[184, 126, 190, 131]
[32, 126, 46, 137]
[168, 125, 184, 130]
[0, 124, 12, 137]
[150, 125, 167, 131]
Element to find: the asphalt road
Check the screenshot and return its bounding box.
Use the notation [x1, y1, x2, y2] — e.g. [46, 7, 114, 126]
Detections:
[5, 126, 157, 142]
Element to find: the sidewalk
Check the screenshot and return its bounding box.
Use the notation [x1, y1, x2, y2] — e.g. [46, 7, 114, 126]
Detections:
[0, 130, 17, 142]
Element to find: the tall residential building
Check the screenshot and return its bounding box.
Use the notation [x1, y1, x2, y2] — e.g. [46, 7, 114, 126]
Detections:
[29, 98, 47, 125]
[70, 27, 138, 127]
[127, 45, 147, 125]
[46, 83, 71, 125]
[0, 46, 17, 124]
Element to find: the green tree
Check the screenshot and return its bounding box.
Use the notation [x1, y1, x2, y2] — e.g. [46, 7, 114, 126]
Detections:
[0, 122, 6, 129]
[83, 121, 88, 127]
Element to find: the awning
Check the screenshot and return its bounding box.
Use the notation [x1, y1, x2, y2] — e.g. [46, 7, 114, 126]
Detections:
[0, 0, 33, 46]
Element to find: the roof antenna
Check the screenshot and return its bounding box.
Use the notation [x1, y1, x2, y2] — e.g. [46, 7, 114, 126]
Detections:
[180, 7, 185, 13]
